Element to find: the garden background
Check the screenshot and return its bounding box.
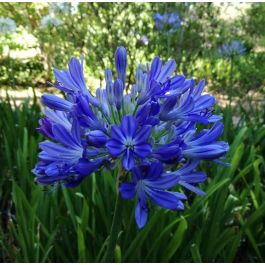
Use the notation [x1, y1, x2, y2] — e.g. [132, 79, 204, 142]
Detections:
[0, 2, 265, 262]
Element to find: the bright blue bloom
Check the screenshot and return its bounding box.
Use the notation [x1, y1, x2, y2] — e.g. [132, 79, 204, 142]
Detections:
[106, 115, 152, 170]
[120, 161, 197, 228]
[218, 40, 246, 57]
[154, 12, 183, 33]
[33, 46, 229, 228]
[181, 122, 229, 160]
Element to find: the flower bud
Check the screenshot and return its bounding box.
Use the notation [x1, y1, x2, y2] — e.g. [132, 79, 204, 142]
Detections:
[105, 68, 113, 83]
[87, 130, 107, 147]
[41, 94, 73, 111]
[115, 46, 127, 84]
[114, 79, 124, 111]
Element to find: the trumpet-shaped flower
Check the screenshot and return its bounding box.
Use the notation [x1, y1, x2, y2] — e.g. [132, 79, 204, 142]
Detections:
[107, 115, 152, 170]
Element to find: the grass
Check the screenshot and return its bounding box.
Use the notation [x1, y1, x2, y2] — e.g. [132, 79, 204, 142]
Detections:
[0, 95, 265, 262]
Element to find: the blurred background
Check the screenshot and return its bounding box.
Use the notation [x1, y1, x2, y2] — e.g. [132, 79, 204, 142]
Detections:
[0, 2, 265, 262]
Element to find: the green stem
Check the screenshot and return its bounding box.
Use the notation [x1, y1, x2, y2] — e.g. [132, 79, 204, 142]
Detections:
[229, 56, 234, 105]
[132, 104, 139, 116]
[103, 167, 124, 262]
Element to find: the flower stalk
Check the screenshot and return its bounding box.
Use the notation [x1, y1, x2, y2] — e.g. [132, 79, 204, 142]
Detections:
[103, 167, 124, 262]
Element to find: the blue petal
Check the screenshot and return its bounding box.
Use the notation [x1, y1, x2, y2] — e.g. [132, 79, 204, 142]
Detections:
[183, 142, 229, 160]
[132, 166, 143, 182]
[68, 57, 88, 94]
[152, 145, 181, 163]
[37, 118, 54, 139]
[134, 143, 152, 158]
[110, 125, 125, 142]
[53, 68, 77, 93]
[208, 115, 222, 123]
[193, 95, 215, 112]
[213, 159, 231, 167]
[136, 104, 151, 124]
[146, 162, 163, 180]
[119, 183, 136, 199]
[71, 119, 81, 144]
[134, 125, 152, 143]
[149, 56, 162, 81]
[120, 115, 137, 138]
[76, 95, 94, 116]
[52, 123, 80, 148]
[122, 149, 135, 170]
[173, 160, 200, 175]
[190, 122, 224, 145]
[39, 141, 82, 162]
[106, 139, 125, 156]
[145, 175, 179, 190]
[44, 108, 71, 131]
[156, 59, 177, 84]
[146, 189, 186, 210]
[169, 75, 185, 90]
[75, 158, 103, 176]
[135, 201, 148, 229]
[179, 172, 207, 183]
[179, 181, 205, 195]
[193, 79, 205, 100]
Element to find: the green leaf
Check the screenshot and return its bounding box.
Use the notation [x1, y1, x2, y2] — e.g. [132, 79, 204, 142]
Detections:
[162, 216, 188, 261]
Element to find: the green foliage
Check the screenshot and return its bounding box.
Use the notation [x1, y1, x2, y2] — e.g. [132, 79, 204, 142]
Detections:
[0, 57, 44, 87]
[0, 96, 265, 262]
[0, 3, 264, 94]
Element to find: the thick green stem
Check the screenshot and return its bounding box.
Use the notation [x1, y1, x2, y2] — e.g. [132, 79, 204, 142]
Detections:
[103, 167, 124, 262]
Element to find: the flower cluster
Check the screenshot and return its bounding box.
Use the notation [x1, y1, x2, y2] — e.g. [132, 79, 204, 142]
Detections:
[153, 12, 183, 33]
[33, 47, 229, 228]
[49, 2, 78, 15]
[0, 17, 16, 35]
[40, 14, 63, 29]
[217, 40, 246, 58]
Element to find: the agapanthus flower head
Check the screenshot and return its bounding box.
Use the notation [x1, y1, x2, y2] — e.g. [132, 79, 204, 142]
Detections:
[0, 17, 16, 35]
[40, 14, 63, 29]
[217, 40, 246, 57]
[33, 46, 229, 228]
[154, 12, 183, 33]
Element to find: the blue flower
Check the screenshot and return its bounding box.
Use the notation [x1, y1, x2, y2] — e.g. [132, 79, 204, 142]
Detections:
[218, 40, 246, 58]
[120, 162, 187, 228]
[33, 119, 105, 187]
[181, 122, 229, 160]
[33, 46, 229, 228]
[106, 115, 152, 170]
[153, 12, 183, 33]
[50, 56, 97, 105]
